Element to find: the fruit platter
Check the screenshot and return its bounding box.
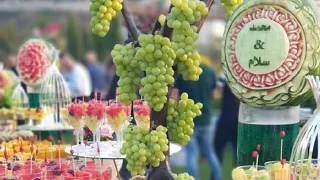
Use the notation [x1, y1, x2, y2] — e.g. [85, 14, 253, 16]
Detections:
[0, 136, 114, 180]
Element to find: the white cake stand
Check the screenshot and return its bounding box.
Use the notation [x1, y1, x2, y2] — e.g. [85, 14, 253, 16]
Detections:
[64, 141, 182, 159]
[65, 141, 181, 179]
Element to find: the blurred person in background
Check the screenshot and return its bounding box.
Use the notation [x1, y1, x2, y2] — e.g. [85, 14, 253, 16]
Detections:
[85, 51, 106, 95]
[4, 54, 18, 74]
[173, 59, 221, 180]
[4, 54, 27, 92]
[214, 72, 239, 167]
[59, 52, 92, 99]
[104, 58, 116, 94]
[4, 54, 27, 125]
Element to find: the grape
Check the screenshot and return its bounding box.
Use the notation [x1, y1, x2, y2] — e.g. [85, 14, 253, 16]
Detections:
[172, 173, 195, 180]
[111, 43, 141, 105]
[121, 125, 169, 176]
[165, 0, 208, 81]
[177, 52, 202, 81]
[158, 14, 166, 27]
[90, 0, 123, 37]
[168, 0, 208, 25]
[135, 34, 176, 111]
[167, 93, 203, 145]
[221, 0, 243, 19]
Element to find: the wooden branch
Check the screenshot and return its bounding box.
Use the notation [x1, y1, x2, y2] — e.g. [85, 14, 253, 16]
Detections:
[150, 0, 216, 160]
[146, 1, 216, 179]
[196, 0, 215, 33]
[162, 5, 174, 38]
[151, 21, 161, 35]
[121, 0, 139, 41]
[150, 5, 174, 37]
[151, 0, 215, 127]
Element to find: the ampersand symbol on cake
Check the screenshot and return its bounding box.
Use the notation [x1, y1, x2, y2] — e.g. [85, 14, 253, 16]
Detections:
[254, 40, 265, 49]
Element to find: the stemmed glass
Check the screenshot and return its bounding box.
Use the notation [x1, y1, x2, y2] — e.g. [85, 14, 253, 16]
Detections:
[105, 100, 129, 154]
[62, 101, 85, 151]
[133, 99, 150, 129]
[83, 100, 104, 147]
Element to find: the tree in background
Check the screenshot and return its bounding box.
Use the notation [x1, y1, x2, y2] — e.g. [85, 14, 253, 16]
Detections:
[83, 29, 96, 53]
[66, 13, 122, 62]
[66, 14, 84, 61]
[0, 20, 21, 58]
[92, 15, 122, 62]
[0, 11, 122, 63]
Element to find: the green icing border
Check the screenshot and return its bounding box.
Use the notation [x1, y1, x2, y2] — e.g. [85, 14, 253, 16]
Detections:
[221, 0, 320, 107]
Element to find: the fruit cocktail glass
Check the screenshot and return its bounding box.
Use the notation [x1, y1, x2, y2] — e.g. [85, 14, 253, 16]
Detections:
[232, 165, 269, 180]
[105, 100, 129, 153]
[84, 100, 104, 146]
[133, 100, 150, 129]
[265, 161, 289, 180]
[64, 102, 86, 147]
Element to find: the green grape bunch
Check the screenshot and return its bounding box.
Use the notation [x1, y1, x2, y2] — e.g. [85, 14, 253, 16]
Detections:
[167, 0, 208, 60]
[90, 0, 123, 37]
[221, 0, 243, 19]
[165, 0, 208, 81]
[135, 34, 176, 112]
[111, 43, 141, 105]
[120, 125, 169, 176]
[167, 93, 203, 145]
[172, 173, 195, 180]
[177, 51, 202, 81]
[168, 0, 208, 25]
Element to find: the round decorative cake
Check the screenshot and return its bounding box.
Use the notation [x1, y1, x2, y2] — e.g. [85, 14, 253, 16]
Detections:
[222, 0, 320, 107]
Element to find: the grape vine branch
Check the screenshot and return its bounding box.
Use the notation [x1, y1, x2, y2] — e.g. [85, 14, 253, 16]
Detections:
[120, 0, 215, 132]
[149, 0, 215, 154]
[118, 0, 215, 178]
[121, 0, 139, 41]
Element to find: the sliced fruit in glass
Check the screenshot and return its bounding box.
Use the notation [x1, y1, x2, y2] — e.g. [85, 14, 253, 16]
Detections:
[66, 103, 85, 149]
[232, 165, 269, 180]
[133, 100, 150, 129]
[265, 161, 289, 180]
[105, 103, 127, 153]
[84, 100, 105, 146]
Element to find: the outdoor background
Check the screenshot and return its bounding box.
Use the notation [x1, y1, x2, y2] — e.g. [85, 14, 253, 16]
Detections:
[0, 0, 316, 179]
